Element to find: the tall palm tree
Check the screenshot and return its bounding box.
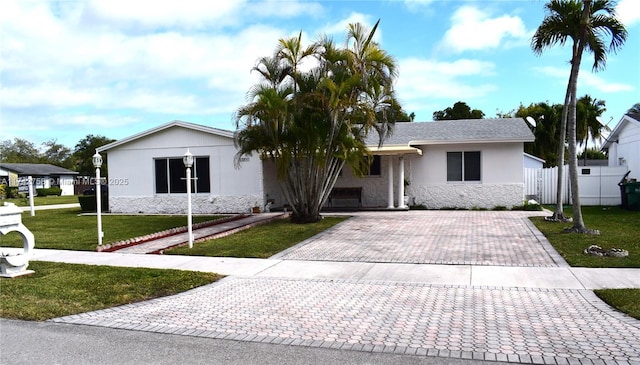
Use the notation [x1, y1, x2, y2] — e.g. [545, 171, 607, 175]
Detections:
[532, 0, 627, 231]
[235, 20, 401, 223]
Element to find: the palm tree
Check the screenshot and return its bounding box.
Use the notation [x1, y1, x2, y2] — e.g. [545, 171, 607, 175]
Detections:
[627, 103, 640, 114]
[576, 95, 608, 164]
[532, 0, 627, 231]
[235, 20, 401, 223]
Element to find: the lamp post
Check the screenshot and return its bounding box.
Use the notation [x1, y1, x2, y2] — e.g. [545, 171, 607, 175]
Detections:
[92, 151, 104, 246]
[183, 149, 194, 248]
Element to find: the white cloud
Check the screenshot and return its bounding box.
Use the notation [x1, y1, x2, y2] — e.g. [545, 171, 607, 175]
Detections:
[320, 12, 380, 42]
[535, 66, 635, 93]
[439, 6, 529, 53]
[0, 0, 285, 117]
[616, 0, 640, 27]
[396, 58, 497, 111]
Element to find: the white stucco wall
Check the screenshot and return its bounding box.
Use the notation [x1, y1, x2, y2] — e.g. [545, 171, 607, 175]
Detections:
[258, 142, 527, 210]
[104, 126, 264, 214]
[409, 142, 525, 209]
[607, 121, 640, 181]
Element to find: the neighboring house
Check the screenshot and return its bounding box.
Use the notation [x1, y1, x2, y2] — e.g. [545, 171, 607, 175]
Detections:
[96, 121, 264, 214]
[102, 118, 533, 214]
[0, 163, 79, 196]
[601, 113, 640, 181]
[524, 153, 545, 169]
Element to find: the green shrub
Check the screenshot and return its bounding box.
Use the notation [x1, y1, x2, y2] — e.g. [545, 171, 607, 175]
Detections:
[36, 187, 62, 196]
[512, 201, 543, 211]
[492, 205, 508, 211]
[7, 187, 19, 199]
[78, 195, 108, 212]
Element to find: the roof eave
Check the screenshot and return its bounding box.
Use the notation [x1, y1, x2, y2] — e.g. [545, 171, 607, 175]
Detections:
[97, 120, 234, 153]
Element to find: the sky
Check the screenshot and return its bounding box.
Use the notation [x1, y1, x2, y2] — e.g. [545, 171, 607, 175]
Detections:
[1, 0, 639, 150]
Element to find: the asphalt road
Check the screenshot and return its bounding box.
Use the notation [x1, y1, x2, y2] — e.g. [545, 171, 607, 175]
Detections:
[0, 319, 501, 365]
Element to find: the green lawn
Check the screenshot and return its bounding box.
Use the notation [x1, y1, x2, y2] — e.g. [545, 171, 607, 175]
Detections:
[2, 194, 80, 206]
[531, 206, 639, 268]
[0, 261, 221, 321]
[594, 289, 640, 320]
[166, 216, 348, 258]
[0, 209, 225, 251]
[531, 205, 640, 319]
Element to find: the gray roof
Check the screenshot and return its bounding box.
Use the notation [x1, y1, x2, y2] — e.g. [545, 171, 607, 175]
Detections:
[0, 163, 78, 176]
[366, 118, 534, 146]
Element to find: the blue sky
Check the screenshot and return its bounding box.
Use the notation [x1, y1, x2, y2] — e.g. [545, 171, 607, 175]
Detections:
[2, 0, 639, 150]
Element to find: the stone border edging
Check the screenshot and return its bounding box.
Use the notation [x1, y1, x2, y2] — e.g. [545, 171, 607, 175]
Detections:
[96, 215, 250, 252]
[151, 213, 290, 254]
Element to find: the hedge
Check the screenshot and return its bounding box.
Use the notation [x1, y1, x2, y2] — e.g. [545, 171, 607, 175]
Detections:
[36, 187, 62, 196]
[78, 195, 109, 212]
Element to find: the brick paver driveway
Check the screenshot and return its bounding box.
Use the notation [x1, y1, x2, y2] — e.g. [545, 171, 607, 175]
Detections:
[53, 211, 640, 364]
[277, 211, 562, 267]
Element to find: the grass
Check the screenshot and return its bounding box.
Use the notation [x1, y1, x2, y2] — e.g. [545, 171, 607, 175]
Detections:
[0, 209, 225, 251]
[531, 206, 639, 268]
[166, 216, 348, 258]
[0, 261, 221, 321]
[531, 205, 640, 320]
[2, 195, 79, 206]
[594, 289, 640, 320]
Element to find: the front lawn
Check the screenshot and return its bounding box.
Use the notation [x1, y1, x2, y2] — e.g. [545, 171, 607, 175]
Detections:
[531, 206, 640, 320]
[166, 216, 348, 258]
[2, 194, 79, 206]
[531, 206, 639, 268]
[0, 261, 221, 321]
[0, 209, 225, 251]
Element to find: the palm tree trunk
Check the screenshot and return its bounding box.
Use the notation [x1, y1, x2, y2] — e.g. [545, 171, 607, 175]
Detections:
[567, 0, 592, 232]
[551, 85, 570, 221]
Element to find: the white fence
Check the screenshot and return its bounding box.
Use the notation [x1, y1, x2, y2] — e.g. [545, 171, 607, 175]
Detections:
[524, 166, 629, 206]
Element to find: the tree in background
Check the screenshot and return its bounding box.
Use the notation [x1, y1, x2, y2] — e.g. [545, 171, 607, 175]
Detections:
[532, 0, 626, 231]
[627, 103, 640, 114]
[433, 101, 485, 120]
[235, 20, 401, 223]
[576, 95, 609, 164]
[71, 135, 116, 176]
[0, 138, 42, 163]
[41, 139, 73, 169]
[515, 102, 563, 167]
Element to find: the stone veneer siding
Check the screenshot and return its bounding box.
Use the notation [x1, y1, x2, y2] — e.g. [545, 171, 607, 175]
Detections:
[410, 183, 524, 209]
[109, 195, 263, 214]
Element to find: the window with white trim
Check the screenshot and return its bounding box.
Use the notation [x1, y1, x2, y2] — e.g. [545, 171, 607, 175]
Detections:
[447, 151, 481, 182]
[154, 156, 211, 193]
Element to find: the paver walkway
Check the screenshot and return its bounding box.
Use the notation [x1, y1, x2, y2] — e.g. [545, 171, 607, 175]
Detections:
[45, 211, 640, 364]
[113, 213, 286, 254]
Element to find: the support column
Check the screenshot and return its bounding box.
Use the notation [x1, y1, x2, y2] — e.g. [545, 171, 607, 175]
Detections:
[387, 156, 394, 209]
[398, 156, 405, 208]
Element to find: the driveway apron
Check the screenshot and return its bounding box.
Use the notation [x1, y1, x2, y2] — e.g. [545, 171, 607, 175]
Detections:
[52, 211, 640, 364]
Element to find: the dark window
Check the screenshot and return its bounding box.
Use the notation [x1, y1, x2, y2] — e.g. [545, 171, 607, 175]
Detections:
[154, 156, 211, 194]
[447, 151, 481, 182]
[154, 159, 168, 193]
[195, 157, 210, 193]
[366, 155, 381, 176]
[446, 152, 463, 181]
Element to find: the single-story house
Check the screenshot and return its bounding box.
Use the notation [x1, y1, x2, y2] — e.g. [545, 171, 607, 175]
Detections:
[96, 121, 264, 214]
[601, 113, 640, 181]
[0, 163, 79, 196]
[98, 118, 534, 213]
